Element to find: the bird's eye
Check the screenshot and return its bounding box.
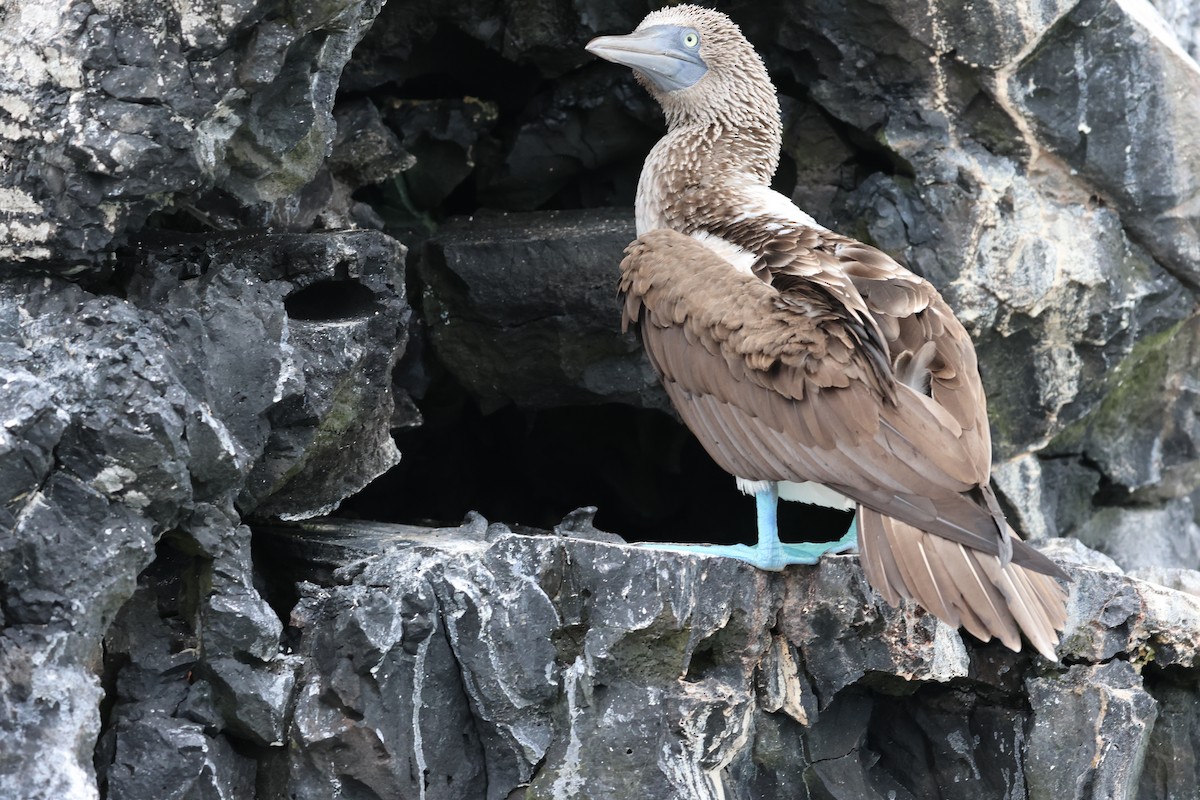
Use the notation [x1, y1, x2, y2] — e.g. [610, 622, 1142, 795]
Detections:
[683, 31, 699, 48]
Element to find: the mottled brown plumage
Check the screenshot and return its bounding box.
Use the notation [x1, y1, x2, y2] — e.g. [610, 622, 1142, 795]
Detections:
[592, 5, 1068, 658]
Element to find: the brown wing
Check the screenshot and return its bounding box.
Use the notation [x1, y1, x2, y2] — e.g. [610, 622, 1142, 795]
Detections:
[688, 206, 992, 477]
[619, 229, 1062, 577]
[824, 235, 992, 469]
[685, 196, 1014, 557]
[822, 239, 1068, 654]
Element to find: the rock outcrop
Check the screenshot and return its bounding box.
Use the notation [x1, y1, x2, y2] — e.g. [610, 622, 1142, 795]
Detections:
[0, 228, 409, 800]
[1, 0, 387, 267]
[259, 521, 1199, 800]
[2, 0, 1200, 798]
[420, 208, 664, 413]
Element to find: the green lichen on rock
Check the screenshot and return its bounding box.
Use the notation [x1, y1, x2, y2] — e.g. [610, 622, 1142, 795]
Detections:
[1046, 315, 1199, 491]
[1050, 321, 1180, 450]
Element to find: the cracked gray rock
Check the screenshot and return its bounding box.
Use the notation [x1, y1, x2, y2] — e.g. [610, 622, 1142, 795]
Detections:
[0, 0, 385, 268]
[3, 0, 1200, 797]
[1007, 0, 1200, 290]
[260, 518, 1200, 800]
[0, 229, 409, 800]
[1072, 498, 1200, 573]
[1026, 660, 1158, 800]
[123, 230, 412, 519]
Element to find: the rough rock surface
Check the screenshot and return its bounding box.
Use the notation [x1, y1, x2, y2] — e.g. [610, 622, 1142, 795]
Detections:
[3, 0, 1200, 798]
[1154, 0, 1200, 59]
[0, 0, 385, 267]
[420, 208, 665, 412]
[753, 0, 1200, 468]
[259, 519, 1200, 800]
[0, 230, 409, 800]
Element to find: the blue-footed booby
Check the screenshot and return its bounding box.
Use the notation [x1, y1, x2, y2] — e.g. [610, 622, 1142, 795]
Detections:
[587, 5, 1068, 658]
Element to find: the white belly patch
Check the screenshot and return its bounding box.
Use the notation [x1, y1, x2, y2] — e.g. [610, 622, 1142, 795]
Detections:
[737, 477, 856, 510]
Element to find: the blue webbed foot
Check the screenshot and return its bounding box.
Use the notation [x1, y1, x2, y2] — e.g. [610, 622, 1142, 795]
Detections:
[639, 539, 850, 570]
[771, 519, 857, 566]
[640, 541, 781, 567]
[640, 487, 858, 571]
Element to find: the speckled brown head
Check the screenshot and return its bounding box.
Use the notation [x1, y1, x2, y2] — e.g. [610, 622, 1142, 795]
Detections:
[587, 5, 783, 223]
[586, 5, 780, 135]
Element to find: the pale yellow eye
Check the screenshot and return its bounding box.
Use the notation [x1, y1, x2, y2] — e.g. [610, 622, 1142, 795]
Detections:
[683, 32, 699, 48]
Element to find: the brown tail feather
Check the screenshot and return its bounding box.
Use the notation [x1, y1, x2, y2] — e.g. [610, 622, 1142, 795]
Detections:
[857, 508, 1068, 660]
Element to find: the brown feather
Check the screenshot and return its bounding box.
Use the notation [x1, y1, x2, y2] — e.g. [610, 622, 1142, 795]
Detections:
[860, 510, 1067, 657]
[602, 5, 1067, 657]
[622, 231, 1065, 572]
[619, 228, 1067, 654]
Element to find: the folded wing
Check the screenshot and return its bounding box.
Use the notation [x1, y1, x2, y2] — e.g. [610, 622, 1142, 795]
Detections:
[620, 228, 1067, 655]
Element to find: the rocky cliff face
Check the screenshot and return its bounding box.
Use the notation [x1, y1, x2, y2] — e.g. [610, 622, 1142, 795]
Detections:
[2, 1, 1199, 798]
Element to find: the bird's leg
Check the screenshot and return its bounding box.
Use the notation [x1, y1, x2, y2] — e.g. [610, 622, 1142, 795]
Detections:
[640, 482, 858, 570]
[753, 482, 784, 565]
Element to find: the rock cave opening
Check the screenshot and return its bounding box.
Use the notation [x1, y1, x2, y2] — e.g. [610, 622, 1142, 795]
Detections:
[333, 374, 858, 547]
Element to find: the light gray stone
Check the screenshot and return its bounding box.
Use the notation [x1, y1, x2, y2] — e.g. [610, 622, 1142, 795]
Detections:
[1026, 661, 1158, 800]
[0, 0, 385, 267]
[1007, 0, 1200, 290]
[1151, 0, 1200, 60]
[1073, 498, 1200, 572]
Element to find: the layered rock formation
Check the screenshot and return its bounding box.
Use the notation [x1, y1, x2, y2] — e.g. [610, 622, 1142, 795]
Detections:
[2, 0, 1200, 798]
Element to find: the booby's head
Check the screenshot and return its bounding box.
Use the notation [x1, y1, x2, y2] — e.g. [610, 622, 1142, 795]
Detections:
[586, 5, 779, 132]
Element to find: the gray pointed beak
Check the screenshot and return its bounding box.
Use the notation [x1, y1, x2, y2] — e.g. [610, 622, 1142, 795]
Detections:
[585, 25, 708, 93]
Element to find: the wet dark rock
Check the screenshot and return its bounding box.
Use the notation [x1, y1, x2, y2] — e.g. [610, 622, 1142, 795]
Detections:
[420, 208, 665, 413]
[1140, 679, 1200, 799]
[329, 98, 415, 191]
[992, 455, 1105, 543]
[342, 0, 643, 86]
[98, 563, 261, 800]
[105, 716, 257, 800]
[475, 71, 662, 211]
[341, 0, 662, 219]
[386, 98, 499, 212]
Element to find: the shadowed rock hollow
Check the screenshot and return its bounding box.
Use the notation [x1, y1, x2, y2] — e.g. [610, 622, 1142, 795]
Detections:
[2, 0, 1200, 798]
